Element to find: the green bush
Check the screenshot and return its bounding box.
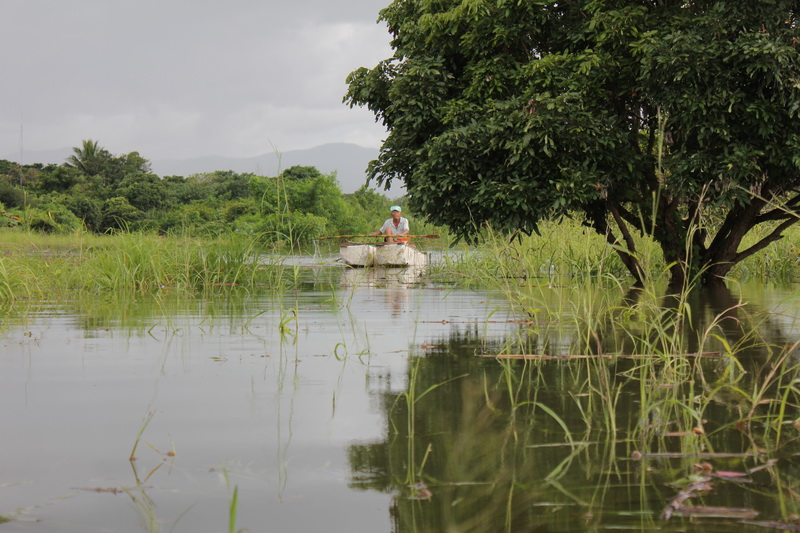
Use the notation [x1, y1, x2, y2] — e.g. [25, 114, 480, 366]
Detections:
[101, 197, 143, 232]
[23, 204, 83, 233]
[0, 181, 27, 209]
[68, 196, 103, 231]
[259, 211, 327, 245]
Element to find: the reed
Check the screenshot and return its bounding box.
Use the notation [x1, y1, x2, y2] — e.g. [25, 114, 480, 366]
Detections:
[728, 222, 800, 282]
[0, 227, 105, 252]
[0, 229, 288, 298]
[368, 235, 800, 530]
[277, 307, 298, 337]
[475, 229, 800, 469]
[427, 217, 667, 289]
[229, 485, 241, 533]
[130, 409, 156, 462]
[427, 215, 800, 290]
[391, 356, 467, 493]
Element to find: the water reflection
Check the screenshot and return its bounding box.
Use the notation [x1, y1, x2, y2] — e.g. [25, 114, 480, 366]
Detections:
[3, 280, 800, 532]
[347, 285, 800, 533]
[339, 266, 426, 289]
[339, 267, 426, 319]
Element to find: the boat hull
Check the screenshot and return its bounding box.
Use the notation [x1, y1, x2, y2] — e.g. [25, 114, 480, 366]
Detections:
[339, 243, 376, 266]
[340, 243, 427, 267]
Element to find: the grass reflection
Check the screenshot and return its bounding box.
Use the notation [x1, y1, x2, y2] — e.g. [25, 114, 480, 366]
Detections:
[349, 283, 800, 532]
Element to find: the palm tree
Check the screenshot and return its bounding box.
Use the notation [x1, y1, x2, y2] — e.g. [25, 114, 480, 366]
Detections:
[65, 139, 112, 176]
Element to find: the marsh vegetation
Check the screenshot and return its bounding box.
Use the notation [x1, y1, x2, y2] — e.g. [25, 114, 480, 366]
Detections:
[5, 0, 800, 527]
[3, 219, 800, 532]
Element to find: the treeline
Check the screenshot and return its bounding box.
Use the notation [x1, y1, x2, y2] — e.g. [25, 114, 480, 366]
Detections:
[0, 140, 399, 244]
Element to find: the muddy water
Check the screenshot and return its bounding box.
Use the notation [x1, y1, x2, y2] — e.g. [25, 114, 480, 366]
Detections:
[2, 270, 800, 532]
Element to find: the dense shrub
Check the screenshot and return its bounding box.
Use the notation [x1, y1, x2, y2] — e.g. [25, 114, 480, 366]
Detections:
[24, 203, 82, 233]
[101, 197, 143, 231]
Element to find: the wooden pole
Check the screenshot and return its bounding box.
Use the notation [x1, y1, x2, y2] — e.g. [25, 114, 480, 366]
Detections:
[318, 234, 439, 240]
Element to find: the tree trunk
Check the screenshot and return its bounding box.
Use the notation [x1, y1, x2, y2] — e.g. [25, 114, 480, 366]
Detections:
[584, 201, 646, 287]
[590, 190, 798, 291]
[666, 261, 688, 293]
[702, 263, 734, 288]
[699, 197, 766, 287]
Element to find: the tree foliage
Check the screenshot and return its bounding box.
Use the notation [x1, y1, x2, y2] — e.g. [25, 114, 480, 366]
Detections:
[65, 139, 113, 177]
[102, 197, 143, 231]
[0, 143, 400, 246]
[345, 0, 800, 287]
[250, 165, 365, 242]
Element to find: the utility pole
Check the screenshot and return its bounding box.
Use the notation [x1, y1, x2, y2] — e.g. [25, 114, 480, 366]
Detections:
[19, 114, 24, 185]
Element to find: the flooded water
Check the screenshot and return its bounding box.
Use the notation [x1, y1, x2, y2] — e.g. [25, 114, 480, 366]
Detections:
[2, 267, 800, 532]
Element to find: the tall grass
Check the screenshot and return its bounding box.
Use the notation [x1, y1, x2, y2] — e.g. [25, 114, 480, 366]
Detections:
[432, 213, 800, 459]
[728, 221, 800, 282]
[465, 212, 800, 473]
[429, 216, 800, 289]
[0, 229, 287, 298]
[427, 217, 666, 289]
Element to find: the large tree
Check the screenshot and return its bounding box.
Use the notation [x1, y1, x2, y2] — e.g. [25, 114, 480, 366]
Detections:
[65, 141, 151, 189]
[345, 0, 800, 288]
[65, 139, 114, 178]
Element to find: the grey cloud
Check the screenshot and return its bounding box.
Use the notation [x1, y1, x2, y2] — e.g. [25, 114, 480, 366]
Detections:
[1, 0, 392, 160]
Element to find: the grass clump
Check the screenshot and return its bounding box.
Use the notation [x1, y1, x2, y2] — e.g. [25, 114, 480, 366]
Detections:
[429, 216, 800, 290]
[727, 222, 800, 282]
[428, 217, 665, 289]
[0, 229, 287, 298]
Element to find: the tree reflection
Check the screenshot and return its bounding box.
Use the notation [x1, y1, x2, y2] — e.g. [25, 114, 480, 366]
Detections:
[348, 296, 800, 532]
[349, 333, 622, 532]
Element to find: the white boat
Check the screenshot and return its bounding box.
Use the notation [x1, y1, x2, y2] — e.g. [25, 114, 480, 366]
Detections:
[339, 243, 428, 267]
[339, 243, 376, 266]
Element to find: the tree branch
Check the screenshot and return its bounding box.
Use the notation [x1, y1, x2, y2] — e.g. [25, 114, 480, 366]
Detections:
[734, 217, 800, 264]
[608, 202, 646, 286]
[754, 193, 800, 223]
[707, 196, 766, 254]
[583, 201, 644, 286]
[614, 202, 642, 231]
[609, 203, 637, 254]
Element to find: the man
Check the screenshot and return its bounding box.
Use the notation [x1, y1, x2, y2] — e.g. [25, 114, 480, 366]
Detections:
[373, 205, 409, 243]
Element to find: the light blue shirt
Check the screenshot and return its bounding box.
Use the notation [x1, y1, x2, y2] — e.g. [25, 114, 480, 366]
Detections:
[380, 217, 409, 235]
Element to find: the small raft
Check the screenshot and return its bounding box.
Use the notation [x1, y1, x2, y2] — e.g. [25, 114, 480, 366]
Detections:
[340, 243, 428, 267]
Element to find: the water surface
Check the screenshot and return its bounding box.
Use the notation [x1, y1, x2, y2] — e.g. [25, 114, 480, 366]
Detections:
[2, 271, 800, 532]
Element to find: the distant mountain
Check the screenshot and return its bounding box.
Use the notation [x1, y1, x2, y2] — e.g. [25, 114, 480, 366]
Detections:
[151, 143, 399, 194]
[3, 143, 403, 195]
[6, 147, 72, 166]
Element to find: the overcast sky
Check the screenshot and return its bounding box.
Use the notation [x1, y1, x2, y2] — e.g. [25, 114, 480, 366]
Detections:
[1, 0, 392, 161]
